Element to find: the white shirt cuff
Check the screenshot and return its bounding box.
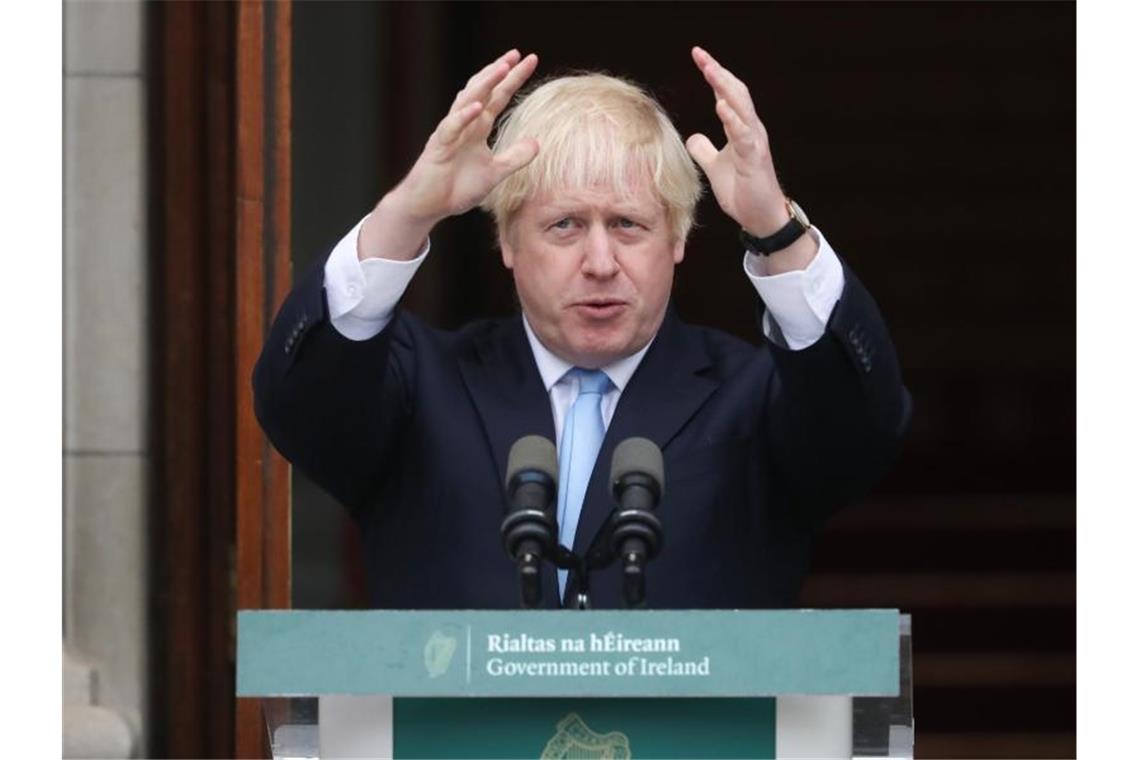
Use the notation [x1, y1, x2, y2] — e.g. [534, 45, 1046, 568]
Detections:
[742, 226, 845, 350]
[323, 214, 430, 341]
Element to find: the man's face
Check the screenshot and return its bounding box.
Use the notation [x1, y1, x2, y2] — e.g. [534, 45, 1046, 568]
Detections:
[500, 183, 685, 369]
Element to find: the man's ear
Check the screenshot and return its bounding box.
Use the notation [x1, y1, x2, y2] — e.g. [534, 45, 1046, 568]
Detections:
[499, 227, 515, 270]
[672, 238, 686, 264]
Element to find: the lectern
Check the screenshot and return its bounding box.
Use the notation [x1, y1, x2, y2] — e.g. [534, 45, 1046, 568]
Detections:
[237, 609, 912, 759]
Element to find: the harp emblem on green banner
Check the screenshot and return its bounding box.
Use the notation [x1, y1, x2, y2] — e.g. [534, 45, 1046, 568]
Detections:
[541, 713, 631, 759]
[423, 630, 458, 678]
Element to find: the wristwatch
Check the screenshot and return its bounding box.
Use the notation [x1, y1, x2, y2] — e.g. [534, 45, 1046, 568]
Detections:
[739, 198, 810, 256]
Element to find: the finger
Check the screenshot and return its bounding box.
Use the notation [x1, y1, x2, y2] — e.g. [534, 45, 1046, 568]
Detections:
[692, 46, 732, 89]
[715, 98, 757, 156]
[435, 101, 484, 147]
[470, 49, 522, 90]
[685, 133, 719, 174]
[453, 49, 521, 113]
[485, 53, 539, 117]
[490, 137, 540, 183]
[704, 63, 756, 124]
[693, 48, 759, 124]
[453, 60, 510, 114]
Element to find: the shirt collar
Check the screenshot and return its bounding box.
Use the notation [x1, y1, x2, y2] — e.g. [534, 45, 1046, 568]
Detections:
[521, 313, 654, 393]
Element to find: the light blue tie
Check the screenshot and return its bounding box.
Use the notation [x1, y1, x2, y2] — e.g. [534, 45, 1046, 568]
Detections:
[557, 368, 611, 599]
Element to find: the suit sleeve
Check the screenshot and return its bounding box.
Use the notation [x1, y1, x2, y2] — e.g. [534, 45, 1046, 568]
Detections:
[252, 257, 417, 514]
[763, 263, 911, 528]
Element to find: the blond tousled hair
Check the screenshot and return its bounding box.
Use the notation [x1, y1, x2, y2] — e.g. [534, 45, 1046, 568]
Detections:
[481, 73, 702, 243]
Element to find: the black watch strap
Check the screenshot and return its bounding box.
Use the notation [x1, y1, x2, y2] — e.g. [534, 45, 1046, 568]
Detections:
[739, 216, 808, 256]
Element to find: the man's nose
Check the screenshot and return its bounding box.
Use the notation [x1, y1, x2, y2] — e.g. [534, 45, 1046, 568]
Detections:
[581, 225, 620, 278]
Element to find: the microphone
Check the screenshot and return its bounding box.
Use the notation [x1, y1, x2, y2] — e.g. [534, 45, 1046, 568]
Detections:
[500, 435, 559, 608]
[609, 437, 665, 608]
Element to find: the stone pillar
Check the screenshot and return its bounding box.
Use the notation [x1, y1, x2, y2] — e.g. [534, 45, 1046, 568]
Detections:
[63, 0, 148, 756]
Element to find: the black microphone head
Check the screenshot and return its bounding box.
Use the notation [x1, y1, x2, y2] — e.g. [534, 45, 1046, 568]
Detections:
[610, 437, 665, 498]
[506, 435, 558, 490]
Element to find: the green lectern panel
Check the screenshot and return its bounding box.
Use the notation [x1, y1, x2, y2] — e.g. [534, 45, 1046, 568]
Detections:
[393, 697, 775, 759]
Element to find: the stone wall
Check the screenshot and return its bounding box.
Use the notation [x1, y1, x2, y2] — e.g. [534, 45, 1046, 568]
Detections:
[63, 1, 148, 756]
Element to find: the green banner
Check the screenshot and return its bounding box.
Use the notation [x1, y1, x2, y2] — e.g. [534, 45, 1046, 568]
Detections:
[237, 609, 898, 698]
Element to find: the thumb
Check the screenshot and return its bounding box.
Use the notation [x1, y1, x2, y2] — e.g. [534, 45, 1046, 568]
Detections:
[685, 133, 718, 174]
[491, 138, 540, 184]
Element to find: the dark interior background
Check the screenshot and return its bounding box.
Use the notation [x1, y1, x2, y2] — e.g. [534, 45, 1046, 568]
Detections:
[290, 2, 1074, 757]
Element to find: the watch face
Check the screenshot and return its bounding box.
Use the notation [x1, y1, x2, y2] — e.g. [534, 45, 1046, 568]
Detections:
[788, 199, 810, 228]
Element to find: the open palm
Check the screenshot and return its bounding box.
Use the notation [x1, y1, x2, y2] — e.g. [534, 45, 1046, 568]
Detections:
[684, 47, 787, 236]
[399, 50, 541, 223]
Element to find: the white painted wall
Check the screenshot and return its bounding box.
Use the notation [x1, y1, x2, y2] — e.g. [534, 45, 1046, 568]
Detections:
[63, 1, 148, 756]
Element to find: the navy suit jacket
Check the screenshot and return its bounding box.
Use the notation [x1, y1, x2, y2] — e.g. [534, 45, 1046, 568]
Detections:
[254, 258, 909, 610]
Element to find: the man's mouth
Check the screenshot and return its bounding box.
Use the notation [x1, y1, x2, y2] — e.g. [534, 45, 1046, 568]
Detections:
[571, 299, 627, 319]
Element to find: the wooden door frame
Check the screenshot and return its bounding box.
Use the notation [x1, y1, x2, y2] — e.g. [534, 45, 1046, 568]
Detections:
[234, 0, 292, 757]
[151, 2, 291, 757]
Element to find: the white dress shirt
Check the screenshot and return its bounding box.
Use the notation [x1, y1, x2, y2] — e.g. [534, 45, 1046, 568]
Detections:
[520, 314, 652, 452]
[321, 214, 847, 445]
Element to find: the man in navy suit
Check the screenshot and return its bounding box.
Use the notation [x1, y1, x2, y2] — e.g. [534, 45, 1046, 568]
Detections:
[254, 48, 909, 609]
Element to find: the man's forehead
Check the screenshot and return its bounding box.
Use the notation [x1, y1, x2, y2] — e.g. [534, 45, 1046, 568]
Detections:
[525, 186, 664, 216]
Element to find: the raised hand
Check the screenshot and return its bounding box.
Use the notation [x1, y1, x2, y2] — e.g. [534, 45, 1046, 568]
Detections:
[684, 46, 789, 239]
[361, 50, 540, 261]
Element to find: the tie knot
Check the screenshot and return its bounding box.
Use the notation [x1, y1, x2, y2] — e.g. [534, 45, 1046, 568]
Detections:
[573, 368, 611, 396]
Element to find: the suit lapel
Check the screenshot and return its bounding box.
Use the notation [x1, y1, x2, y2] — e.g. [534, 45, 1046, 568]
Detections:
[456, 315, 561, 608]
[456, 310, 719, 607]
[570, 308, 719, 567]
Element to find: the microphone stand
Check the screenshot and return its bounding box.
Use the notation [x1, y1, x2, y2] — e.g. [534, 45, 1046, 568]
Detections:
[514, 507, 662, 610]
[550, 544, 591, 610]
[580, 508, 664, 609]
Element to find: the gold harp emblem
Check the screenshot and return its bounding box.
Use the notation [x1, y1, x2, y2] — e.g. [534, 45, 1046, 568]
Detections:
[540, 712, 632, 759]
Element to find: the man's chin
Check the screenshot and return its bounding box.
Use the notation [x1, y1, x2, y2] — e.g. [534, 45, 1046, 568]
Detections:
[563, 333, 645, 369]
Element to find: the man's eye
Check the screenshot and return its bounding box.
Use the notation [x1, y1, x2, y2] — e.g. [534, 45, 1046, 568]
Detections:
[616, 217, 638, 229]
[551, 218, 574, 230]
